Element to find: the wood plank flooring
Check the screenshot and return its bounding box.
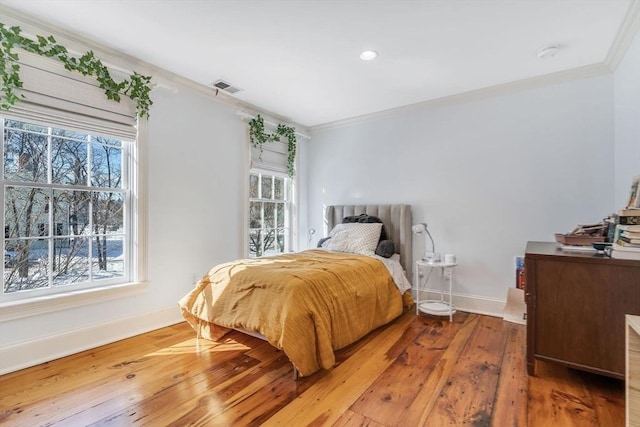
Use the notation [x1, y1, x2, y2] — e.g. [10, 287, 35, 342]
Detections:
[0, 311, 625, 426]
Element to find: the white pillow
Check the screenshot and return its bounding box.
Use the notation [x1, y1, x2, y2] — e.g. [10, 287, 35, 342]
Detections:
[324, 223, 382, 256]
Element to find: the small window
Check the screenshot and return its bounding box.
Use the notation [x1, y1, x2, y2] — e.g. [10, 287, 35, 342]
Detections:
[248, 172, 291, 257]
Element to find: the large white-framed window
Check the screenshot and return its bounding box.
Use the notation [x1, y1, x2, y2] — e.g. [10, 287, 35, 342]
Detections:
[2, 117, 132, 299]
[248, 170, 292, 257]
[0, 51, 146, 316]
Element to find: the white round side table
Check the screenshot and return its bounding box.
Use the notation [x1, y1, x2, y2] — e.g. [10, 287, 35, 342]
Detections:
[414, 259, 457, 322]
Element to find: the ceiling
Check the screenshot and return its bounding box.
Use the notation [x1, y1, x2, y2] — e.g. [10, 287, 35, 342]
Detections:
[0, 0, 636, 128]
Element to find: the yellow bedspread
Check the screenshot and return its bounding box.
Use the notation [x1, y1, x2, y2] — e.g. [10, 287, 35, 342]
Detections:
[178, 249, 405, 377]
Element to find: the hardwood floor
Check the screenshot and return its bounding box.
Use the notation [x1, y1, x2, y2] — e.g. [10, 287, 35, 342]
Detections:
[0, 311, 625, 426]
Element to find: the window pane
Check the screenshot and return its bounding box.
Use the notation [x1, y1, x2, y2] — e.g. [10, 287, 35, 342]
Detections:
[52, 237, 90, 286]
[249, 202, 262, 228]
[53, 189, 90, 237]
[52, 128, 89, 141]
[261, 175, 273, 199]
[93, 192, 124, 235]
[92, 236, 124, 280]
[91, 135, 121, 147]
[249, 229, 262, 258]
[277, 229, 286, 253]
[274, 177, 284, 200]
[264, 202, 275, 228]
[3, 239, 49, 293]
[277, 203, 284, 227]
[249, 174, 259, 199]
[91, 141, 122, 188]
[4, 186, 50, 239]
[262, 229, 276, 255]
[5, 119, 47, 134]
[3, 126, 48, 183]
[51, 137, 88, 185]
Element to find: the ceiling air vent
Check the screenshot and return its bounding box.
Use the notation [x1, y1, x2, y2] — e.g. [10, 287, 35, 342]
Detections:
[212, 79, 242, 94]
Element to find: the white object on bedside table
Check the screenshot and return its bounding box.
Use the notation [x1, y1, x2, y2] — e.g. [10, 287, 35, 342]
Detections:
[414, 259, 457, 322]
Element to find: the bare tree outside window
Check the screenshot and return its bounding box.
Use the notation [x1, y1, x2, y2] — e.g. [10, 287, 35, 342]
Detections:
[248, 172, 290, 258]
[91, 137, 124, 276]
[2, 119, 128, 294]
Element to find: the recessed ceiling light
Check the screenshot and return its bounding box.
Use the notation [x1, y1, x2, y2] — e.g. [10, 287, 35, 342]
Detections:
[537, 45, 558, 59]
[360, 50, 378, 61]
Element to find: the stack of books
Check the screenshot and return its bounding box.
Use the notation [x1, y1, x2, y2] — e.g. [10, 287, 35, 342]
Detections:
[610, 221, 640, 260]
[618, 208, 640, 225]
[608, 176, 640, 260]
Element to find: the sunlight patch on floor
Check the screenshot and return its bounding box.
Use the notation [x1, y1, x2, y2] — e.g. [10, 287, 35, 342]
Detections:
[146, 338, 251, 356]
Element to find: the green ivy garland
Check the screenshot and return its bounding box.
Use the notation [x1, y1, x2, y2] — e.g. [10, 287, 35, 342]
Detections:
[0, 24, 153, 118]
[249, 114, 297, 177]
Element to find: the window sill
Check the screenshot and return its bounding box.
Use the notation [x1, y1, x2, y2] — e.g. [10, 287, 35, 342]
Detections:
[0, 281, 149, 322]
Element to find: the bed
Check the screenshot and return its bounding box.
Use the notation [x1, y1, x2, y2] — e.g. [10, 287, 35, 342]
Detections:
[178, 204, 413, 377]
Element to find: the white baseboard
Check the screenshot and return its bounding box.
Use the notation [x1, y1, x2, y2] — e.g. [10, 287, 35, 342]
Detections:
[416, 289, 507, 318]
[0, 306, 185, 376]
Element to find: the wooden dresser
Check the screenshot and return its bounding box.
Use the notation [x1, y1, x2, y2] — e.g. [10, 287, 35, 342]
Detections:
[525, 241, 640, 380]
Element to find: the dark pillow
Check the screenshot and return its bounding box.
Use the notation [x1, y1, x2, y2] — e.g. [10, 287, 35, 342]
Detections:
[342, 214, 388, 241]
[375, 240, 395, 258]
[317, 236, 331, 248]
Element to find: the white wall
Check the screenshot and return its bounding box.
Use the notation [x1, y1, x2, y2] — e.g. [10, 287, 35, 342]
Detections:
[147, 88, 247, 306]
[614, 30, 640, 208]
[297, 137, 312, 250]
[307, 75, 615, 307]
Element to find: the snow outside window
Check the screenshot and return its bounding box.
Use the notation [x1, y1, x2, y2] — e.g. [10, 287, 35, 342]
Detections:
[1, 118, 132, 299]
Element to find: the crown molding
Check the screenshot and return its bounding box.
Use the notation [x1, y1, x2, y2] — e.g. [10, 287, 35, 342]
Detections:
[0, 6, 310, 135]
[605, 0, 640, 70]
[311, 62, 611, 132]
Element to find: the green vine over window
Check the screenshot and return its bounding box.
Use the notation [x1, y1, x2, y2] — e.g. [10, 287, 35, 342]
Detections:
[0, 24, 153, 118]
[249, 114, 297, 177]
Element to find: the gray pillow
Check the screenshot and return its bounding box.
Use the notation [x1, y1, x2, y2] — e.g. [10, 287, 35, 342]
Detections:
[317, 236, 331, 248]
[375, 240, 395, 258]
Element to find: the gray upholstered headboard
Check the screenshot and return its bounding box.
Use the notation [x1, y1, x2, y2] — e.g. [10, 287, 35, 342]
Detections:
[325, 204, 412, 278]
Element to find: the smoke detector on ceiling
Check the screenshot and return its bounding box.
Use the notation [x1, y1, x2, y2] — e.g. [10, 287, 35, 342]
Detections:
[212, 79, 243, 94]
[537, 45, 558, 59]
